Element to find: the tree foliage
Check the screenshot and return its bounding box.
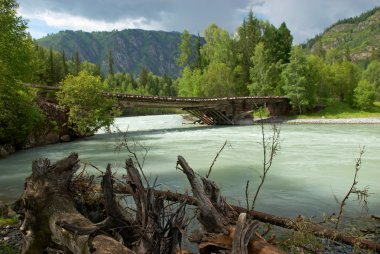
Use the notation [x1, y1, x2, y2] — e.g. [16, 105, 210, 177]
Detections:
[57, 72, 119, 135]
[363, 60, 380, 100]
[281, 47, 316, 114]
[354, 80, 376, 110]
[0, 0, 44, 144]
[249, 43, 281, 96]
[178, 67, 203, 96]
[177, 30, 194, 68]
[331, 61, 361, 105]
[202, 62, 235, 97]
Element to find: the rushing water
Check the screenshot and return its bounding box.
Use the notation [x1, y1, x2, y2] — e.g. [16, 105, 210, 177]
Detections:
[0, 115, 379, 221]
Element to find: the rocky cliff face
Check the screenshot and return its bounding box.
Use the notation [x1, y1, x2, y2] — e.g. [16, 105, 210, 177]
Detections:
[37, 29, 189, 77]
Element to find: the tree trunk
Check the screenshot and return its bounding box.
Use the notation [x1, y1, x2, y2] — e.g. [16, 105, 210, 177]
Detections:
[12, 153, 134, 254]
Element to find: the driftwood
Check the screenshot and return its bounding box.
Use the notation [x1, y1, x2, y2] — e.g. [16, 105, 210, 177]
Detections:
[13, 153, 379, 253]
[176, 155, 285, 254]
[13, 154, 190, 254]
[125, 158, 186, 253]
[12, 153, 134, 254]
[112, 183, 380, 252]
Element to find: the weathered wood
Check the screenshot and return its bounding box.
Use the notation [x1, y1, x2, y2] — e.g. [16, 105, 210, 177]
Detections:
[199, 224, 285, 254]
[176, 156, 285, 254]
[177, 155, 228, 234]
[125, 158, 186, 254]
[12, 153, 134, 254]
[111, 186, 380, 252]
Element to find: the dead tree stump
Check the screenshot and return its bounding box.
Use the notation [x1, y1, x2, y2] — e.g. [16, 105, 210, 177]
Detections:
[12, 153, 134, 254]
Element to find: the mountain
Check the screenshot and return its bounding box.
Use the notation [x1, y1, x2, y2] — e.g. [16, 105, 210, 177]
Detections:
[37, 29, 186, 77]
[305, 6, 380, 62]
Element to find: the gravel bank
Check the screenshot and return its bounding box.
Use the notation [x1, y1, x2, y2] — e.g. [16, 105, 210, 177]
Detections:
[0, 224, 62, 253]
[256, 117, 380, 124]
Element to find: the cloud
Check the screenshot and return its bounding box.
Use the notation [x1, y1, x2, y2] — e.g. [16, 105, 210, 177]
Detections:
[18, 0, 252, 37]
[18, 0, 380, 42]
[250, 0, 380, 42]
[20, 9, 164, 33]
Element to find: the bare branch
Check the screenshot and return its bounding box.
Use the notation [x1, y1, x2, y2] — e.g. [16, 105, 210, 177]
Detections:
[251, 121, 281, 211]
[206, 140, 229, 178]
[335, 146, 367, 230]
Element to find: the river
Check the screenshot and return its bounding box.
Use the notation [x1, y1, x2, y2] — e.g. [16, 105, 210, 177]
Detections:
[0, 114, 379, 223]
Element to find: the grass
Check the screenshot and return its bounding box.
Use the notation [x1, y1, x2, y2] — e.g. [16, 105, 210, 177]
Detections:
[0, 243, 18, 254]
[0, 216, 18, 227]
[294, 100, 380, 119]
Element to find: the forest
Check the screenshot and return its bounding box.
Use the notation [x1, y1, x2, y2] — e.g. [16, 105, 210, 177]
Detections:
[2, 0, 380, 253]
[1, 0, 380, 146]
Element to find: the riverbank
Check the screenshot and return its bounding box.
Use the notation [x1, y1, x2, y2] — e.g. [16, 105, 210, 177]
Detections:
[255, 116, 380, 124]
[0, 220, 376, 253]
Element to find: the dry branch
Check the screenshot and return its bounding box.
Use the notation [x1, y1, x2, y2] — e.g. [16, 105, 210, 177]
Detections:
[113, 186, 380, 252]
[176, 156, 285, 254]
[13, 153, 380, 253]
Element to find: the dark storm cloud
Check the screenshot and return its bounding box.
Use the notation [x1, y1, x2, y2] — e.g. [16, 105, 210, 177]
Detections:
[18, 0, 380, 42]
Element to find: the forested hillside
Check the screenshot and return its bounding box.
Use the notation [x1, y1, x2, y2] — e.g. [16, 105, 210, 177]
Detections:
[305, 7, 380, 64]
[37, 29, 190, 77]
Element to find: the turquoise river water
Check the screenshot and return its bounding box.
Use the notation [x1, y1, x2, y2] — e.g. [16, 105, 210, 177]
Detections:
[0, 115, 379, 221]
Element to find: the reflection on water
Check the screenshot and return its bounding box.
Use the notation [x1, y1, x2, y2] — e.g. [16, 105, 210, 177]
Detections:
[0, 115, 379, 220]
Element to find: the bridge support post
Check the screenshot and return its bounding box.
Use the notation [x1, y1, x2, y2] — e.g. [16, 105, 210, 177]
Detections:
[266, 101, 291, 116]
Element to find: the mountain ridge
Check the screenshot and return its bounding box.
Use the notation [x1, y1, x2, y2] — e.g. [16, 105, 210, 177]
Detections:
[37, 29, 189, 77]
[305, 6, 380, 62]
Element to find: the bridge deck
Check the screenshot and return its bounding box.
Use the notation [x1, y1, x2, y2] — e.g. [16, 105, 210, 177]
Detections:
[106, 92, 288, 108]
[26, 84, 290, 125]
[26, 84, 288, 108]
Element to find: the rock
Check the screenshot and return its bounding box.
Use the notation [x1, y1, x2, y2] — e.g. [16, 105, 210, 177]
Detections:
[60, 134, 71, 142]
[45, 132, 60, 144]
[3, 236, 9, 241]
[0, 146, 8, 158]
[0, 144, 15, 158]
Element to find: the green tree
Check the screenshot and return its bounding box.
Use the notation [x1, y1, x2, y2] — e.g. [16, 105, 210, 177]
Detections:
[202, 62, 235, 96]
[249, 43, 281, 96]
[62, 50, 68, 77]
[57, 72, 119, 135]
[273, 22, 293, 63]
[354, 79, 376, 110]
[177, 30, 193, 68]
[138, 67, 149, 88]
[74, 50, 81, 75]
[331, 60, 361, 105]
[177, 67, 203, 96]
[307, 55, 334, 100]
[363, 60, 380, 99]
[194, 33, 203, 70]
[281, 46, 316, 114]
[0, 0, 43, 144]
[80, 61, 102, 76]
[236, 10, 261, 85]
[201, 24, 234, 66]
[47, 48, 54, 84]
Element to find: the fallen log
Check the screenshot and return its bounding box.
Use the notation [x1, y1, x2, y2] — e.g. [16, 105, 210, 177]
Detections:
[113, 182, 380, 252]
[12, 153, 134, 254]
[13, 153, 380, 253]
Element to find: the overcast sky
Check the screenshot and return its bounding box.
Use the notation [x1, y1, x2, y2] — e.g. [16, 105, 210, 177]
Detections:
[18, 0, 380, 44]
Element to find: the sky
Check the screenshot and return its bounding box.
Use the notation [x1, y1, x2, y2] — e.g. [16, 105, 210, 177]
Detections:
[17, 0, 380, 44]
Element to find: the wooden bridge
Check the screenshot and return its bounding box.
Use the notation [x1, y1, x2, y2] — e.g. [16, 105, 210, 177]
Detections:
[28, 84, 290, 125]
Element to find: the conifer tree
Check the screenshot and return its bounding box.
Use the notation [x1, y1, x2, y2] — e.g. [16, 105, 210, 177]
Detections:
[74, 50, 81, 75]
[62, 50, 68, 77]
